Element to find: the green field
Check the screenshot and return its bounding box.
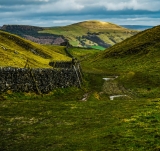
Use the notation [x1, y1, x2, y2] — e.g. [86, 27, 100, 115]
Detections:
[90, 45, 106, 51]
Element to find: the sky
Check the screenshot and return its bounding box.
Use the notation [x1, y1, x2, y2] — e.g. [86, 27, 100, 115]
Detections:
[0, 0, 160, 27]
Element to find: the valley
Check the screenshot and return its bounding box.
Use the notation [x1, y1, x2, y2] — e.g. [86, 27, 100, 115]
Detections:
[0, 21, 160, 151]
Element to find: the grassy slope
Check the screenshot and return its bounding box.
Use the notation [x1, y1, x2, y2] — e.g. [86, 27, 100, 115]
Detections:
[102, 25, 160, 57]
[89, 25, 160, 74]
[43, 45, 67, 55]
[40, 20, 138, 49]
[0, 31, 71, 68]
[82, 25, 160, 98]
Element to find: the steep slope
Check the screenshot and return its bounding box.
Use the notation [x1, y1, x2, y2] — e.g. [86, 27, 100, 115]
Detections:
[40, 20, 138, 49]
[88, 25, 160, 73]
[102, 25, 160, 57]
[0, 30, 71, 68]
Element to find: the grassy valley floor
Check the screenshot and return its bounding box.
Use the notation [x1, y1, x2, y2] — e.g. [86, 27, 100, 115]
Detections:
[0, 72, 160, 151]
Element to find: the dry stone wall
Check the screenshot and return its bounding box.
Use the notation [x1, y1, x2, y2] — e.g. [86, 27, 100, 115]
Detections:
[0, 67, 81, 93]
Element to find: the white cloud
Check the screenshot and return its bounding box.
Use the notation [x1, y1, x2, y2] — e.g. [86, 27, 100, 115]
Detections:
[103, 17, 160, 26]
[104, 0, 139, 11]
[38, 0, 84, 13]
[75, 0, 160, 11]
[1, 0, 160, 12]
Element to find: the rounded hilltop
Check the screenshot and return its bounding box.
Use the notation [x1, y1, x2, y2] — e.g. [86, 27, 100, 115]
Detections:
[74, 20, 125, 30]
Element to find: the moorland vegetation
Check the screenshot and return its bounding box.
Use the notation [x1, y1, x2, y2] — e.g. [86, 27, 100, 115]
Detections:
[0, 24, 160, 151]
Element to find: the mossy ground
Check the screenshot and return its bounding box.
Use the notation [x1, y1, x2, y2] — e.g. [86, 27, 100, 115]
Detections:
[0, 72, 160, 151]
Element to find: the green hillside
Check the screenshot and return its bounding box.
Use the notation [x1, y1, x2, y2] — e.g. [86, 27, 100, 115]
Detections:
[40, 20, 138, 49]
[0, 31, 71, 68]
[82, 25, 160, 98]
[101, 25, 160, 57]
[91, 25, 160, 69]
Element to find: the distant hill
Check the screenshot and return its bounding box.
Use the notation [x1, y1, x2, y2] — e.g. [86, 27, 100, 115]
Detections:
[0, 30, 71, 68]
[74, 20, 124, 30]
[2, 21, 139, 50]
[40, 20, 138, 50]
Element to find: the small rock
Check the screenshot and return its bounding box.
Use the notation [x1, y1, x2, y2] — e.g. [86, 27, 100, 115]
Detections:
[14, 50, 18, 54]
